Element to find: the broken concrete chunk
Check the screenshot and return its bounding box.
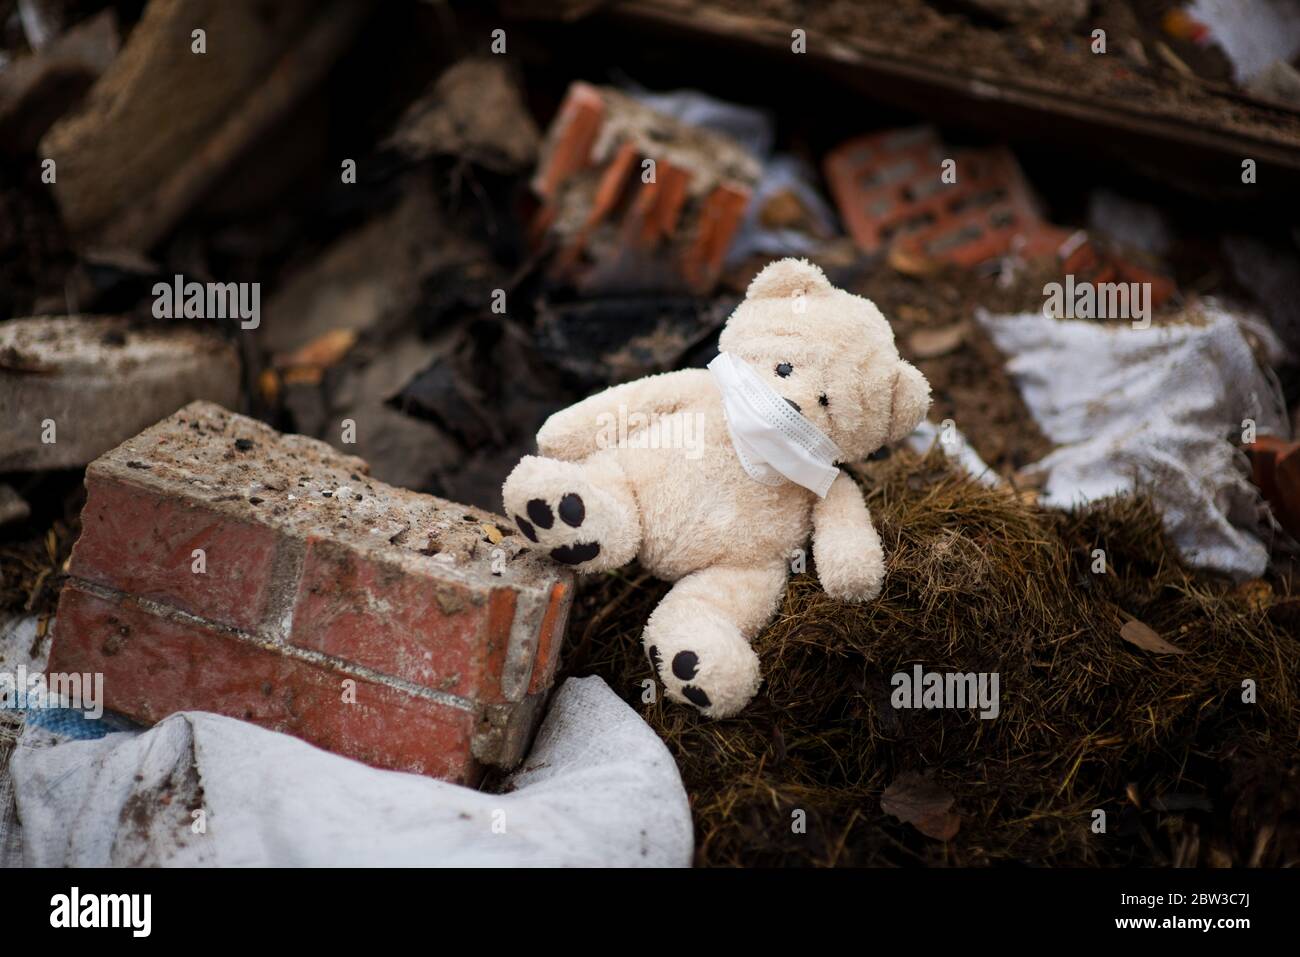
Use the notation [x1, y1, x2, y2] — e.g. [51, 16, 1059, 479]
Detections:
[47, 401, 573, 783]
[383, 58, 541, 173]
[0, 316, 241, 470]
[532, 81, 760, 295]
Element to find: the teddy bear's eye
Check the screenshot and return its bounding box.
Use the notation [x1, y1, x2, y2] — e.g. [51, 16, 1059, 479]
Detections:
[775, 362, 792, 377]
[818, 393, 829, 407]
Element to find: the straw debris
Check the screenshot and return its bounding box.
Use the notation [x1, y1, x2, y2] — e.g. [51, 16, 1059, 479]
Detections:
[564, 450, 1300, 866]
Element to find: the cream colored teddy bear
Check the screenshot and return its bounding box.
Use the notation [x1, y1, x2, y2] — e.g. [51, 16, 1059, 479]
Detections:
[503, 258, 930, 718]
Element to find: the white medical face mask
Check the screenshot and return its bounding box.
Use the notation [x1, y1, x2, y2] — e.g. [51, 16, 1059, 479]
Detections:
[707, 351, 843, 498]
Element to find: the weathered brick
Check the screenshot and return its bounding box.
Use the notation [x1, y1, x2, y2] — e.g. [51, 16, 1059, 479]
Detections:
[531, 81, 759, 296]
[824, 126, 1068, 267]
[48, 401, 573, 781]
[71, 477, 279, 633]
[50, 582, 481, 781]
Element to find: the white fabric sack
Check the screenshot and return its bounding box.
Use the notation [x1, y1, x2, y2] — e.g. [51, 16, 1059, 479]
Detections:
[975, 306, 1288, 580]
[1186, 0, 1300, 84]
[11, 675, 693, 867]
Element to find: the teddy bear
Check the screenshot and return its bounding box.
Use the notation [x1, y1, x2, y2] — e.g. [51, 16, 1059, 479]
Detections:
[502, 258, 931, 718]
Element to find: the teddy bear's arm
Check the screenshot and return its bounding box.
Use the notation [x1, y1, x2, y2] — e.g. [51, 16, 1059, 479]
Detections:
[812, 469, 886, 603]
[535, 368, 714, 461]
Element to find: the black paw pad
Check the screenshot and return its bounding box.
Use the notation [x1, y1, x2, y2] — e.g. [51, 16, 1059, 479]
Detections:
[647, 644, 662, 673]
[526, 499, 554, 529]
[672, 651, 699, 681]
[682, 686, 711, 708]
[558, 492, 585, 527]
[549, 542, 600, 565]
[515, 514, 538, 542]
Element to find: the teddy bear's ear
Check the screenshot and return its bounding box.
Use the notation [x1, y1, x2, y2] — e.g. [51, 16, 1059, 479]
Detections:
[745, 257, 832, 301]
[887, 360, 931, 443]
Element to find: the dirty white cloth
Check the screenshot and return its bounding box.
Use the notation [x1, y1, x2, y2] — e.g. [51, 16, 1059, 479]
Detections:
[0, 614, 46, 869]
[709, 351, 843, 497]
[976, 306, 1288, 580]
[1186, 0, 1300, 84]
[11, 676, 693, 867]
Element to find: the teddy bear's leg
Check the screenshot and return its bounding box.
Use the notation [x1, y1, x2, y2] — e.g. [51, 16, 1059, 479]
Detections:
[643, 562, 789, 719]
[502, 451, 641, 573]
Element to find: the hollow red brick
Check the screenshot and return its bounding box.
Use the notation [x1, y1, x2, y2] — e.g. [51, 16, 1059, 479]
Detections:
[825, 128, 1069, 268]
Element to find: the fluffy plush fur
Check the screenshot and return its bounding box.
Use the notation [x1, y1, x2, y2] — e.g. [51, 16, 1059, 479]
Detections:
[503, 258, 931, 717]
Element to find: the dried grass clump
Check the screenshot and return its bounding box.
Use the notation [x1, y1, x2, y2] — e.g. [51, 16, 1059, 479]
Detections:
[563, 450, 1300, 867]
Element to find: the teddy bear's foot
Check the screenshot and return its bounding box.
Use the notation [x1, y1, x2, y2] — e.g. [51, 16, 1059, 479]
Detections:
[642, 563, 789, 719]
[502, 454, 640, 573]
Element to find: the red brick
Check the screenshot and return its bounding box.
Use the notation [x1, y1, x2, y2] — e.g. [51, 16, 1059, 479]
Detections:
[531, 82, 604, 202]
[825, 127, 1068, 267]
[529, 581, 572, 696]
[1275, 444, 1300, 537]
[70, 477, 279, 632]
[1059, 232, 1178, 309]
[1249, 436, 1300, 539]
[49, 582, 481, 782]
[48, 401, 573, 781]
[288, 538, 489, 700]
[531, 82, 759, 295]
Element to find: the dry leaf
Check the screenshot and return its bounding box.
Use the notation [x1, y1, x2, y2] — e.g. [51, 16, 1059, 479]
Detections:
[274, 328, 358, 373]
[481, 523, 503, 545]
[887, 242, 942, 278]
[258, 368, 281, 405]
[1234, 579, 1272, 613]
[758, 189, 810, 230]
[907, 322, 966, 359]
[881, 771, 961, 841]
[1120, 619, 1187, 655]
[282, 366, 324, 386]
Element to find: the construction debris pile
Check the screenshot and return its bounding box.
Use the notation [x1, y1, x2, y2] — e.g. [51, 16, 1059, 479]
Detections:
[2, 0, 1298, 868]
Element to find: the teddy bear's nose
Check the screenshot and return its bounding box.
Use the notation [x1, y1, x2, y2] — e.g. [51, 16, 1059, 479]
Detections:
[784, 397, 801, 413]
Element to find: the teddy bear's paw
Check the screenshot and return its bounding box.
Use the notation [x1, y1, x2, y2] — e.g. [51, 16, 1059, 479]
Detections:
[818, 562, 884, 603]
[814, 535, 885, 603]
[502, 455, 640, 572]
[644, 613, 761, 719]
